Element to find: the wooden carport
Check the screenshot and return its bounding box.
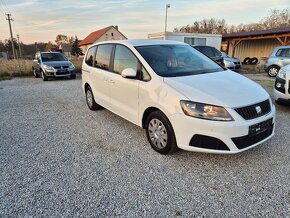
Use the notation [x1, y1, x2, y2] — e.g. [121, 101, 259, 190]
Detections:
[222, 27, 290, 57]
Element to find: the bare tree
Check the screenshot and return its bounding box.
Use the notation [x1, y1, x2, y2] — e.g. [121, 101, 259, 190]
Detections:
[173, 8, 289, 34]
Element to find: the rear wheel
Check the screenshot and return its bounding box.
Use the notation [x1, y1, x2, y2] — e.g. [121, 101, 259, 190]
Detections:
[85, 86, 102, 110]
[145, 110, 177, 154]
[267, 65, 279, 77]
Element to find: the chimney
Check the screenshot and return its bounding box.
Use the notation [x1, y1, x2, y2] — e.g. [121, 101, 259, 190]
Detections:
[115, 25, 118, 30]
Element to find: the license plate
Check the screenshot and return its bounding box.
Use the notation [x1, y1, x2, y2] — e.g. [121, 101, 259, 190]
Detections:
[249, 118, 273, 135]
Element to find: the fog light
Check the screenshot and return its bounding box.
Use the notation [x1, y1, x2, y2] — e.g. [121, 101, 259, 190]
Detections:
[276, 83, 282, 88]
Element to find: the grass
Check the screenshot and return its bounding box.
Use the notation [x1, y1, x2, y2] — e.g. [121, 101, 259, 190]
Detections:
[253, 79, 275, 88]
[0, 58, 83, 80]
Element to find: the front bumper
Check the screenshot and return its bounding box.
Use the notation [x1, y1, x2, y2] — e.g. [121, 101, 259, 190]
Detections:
[169, 105, 276, 154]
[44, 69, 75, 77]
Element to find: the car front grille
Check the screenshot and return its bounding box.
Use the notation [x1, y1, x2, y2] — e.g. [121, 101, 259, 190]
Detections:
[54, 66, 69, 69]
[234, 100, 271, 120]
[232, 122, 273, 149]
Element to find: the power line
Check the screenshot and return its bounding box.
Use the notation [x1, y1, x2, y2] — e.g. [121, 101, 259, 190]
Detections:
[1, 0, 10, 13]
[0, 1, 6, 15]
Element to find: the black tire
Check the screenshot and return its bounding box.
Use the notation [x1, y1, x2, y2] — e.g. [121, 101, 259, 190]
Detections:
[33, 68, 39, 78]
[250, 57, 258, 65]
[243, 57, 251, 64]
[145, 110, 177, 154]
[70, 74, 76, 79]
[85, 86, 102, 110]
[267, 65, 280, 77]
[41, 70, 48, 81]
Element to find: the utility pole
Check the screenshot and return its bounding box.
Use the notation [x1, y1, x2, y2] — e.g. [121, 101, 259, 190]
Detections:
[165, 4, 170, 33]
[5, 14, 16, 59]
[17, 34, 22, 57]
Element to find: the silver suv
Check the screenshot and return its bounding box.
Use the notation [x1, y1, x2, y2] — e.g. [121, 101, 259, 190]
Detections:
[264, 46, 290, 77]
[32, 52, 76, 81]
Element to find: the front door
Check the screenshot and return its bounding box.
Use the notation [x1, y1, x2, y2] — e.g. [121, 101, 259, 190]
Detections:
[108, 45, 140, 125]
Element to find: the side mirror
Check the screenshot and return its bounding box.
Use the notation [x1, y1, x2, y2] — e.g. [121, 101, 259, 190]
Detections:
[121, 68, 137, 78]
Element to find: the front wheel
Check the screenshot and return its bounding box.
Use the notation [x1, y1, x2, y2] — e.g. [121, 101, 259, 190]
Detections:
[41, 71, 48, 81]
[145, 110, 177, 154]
[33, 68, 39, 78]
[70, 74, 76, 79]
[267, 66, 279, 77]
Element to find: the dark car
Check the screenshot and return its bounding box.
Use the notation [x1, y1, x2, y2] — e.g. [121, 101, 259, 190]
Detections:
[32, 52, 76, 81]
[192, 45, 224, 67]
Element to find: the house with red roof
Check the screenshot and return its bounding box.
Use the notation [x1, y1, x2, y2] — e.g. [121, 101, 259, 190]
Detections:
[79, 25, 127, 53]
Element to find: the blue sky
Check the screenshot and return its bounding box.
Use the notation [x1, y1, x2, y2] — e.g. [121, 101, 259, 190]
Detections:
[0, 0, 289, 44]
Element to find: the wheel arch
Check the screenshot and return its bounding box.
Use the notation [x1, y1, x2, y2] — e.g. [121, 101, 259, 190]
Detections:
[84, 83, 91, 91]
[142, 107, 165, 129]
[267, 64, 280, 71]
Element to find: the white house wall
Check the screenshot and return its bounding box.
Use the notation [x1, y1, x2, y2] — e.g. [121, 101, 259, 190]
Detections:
[148, 32, 222, 50]
[95, 27, 126, 43]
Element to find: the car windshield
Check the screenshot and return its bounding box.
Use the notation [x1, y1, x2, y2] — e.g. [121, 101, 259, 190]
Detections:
[41, 53, 67, 62]
[135, 45, 224, 77]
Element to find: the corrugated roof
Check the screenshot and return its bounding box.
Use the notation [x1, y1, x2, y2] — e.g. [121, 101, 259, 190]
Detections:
[222, 26, 290, 39]
[79, 26, 112, 46]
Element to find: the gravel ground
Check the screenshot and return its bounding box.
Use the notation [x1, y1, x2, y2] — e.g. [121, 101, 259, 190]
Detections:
[0, 74, 290, 217]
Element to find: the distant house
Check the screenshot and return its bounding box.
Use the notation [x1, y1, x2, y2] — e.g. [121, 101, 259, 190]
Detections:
[79, 25, 127, 53]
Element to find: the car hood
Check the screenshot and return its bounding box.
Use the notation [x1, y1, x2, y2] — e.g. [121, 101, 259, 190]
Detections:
[42, 61, 72, 67]
[224, 57, 240, 62]
[163, 70, 269, 108]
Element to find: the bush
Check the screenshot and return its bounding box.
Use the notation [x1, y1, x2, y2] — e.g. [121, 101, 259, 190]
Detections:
[0, 60, 33, 78]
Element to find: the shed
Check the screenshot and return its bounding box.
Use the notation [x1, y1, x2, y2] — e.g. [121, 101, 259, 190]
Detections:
[222, 27, 290, 61]
[148, 32, 222, 50]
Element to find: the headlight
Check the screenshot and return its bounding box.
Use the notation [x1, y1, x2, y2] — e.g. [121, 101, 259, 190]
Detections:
[43, 65, 55, 72]
[277, 68, 287, 79]
[180, 100, 234, 121]
[68, 64, 75, 70]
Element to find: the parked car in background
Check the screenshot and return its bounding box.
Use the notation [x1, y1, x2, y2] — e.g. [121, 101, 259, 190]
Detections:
[82, 39, 275, 155]
[264, 46, 290, 77]
[32, 52, 76, 81]
[221, 52, 241, 71]
[273, 64, 290, 104]
[192, 45, 225, 66]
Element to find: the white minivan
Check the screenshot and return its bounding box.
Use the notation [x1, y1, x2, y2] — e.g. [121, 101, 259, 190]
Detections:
[82, 40, 275, 154]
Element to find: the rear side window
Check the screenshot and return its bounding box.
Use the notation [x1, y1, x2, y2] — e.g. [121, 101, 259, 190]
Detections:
[202, 47, 215, 57]
[95, 44, 113, 71]
[85, 46, 96, 66]
[212, 48, 222, 57]
[276, 49, 286, 57]
[114, 45, 138, 74]
[285, 49, 290, 57]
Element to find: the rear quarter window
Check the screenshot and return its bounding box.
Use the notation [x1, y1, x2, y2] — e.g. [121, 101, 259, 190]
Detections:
[85, 46, 97, 66]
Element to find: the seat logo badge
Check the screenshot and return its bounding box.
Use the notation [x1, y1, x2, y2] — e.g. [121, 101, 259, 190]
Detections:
[255, 106, 262, 114]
